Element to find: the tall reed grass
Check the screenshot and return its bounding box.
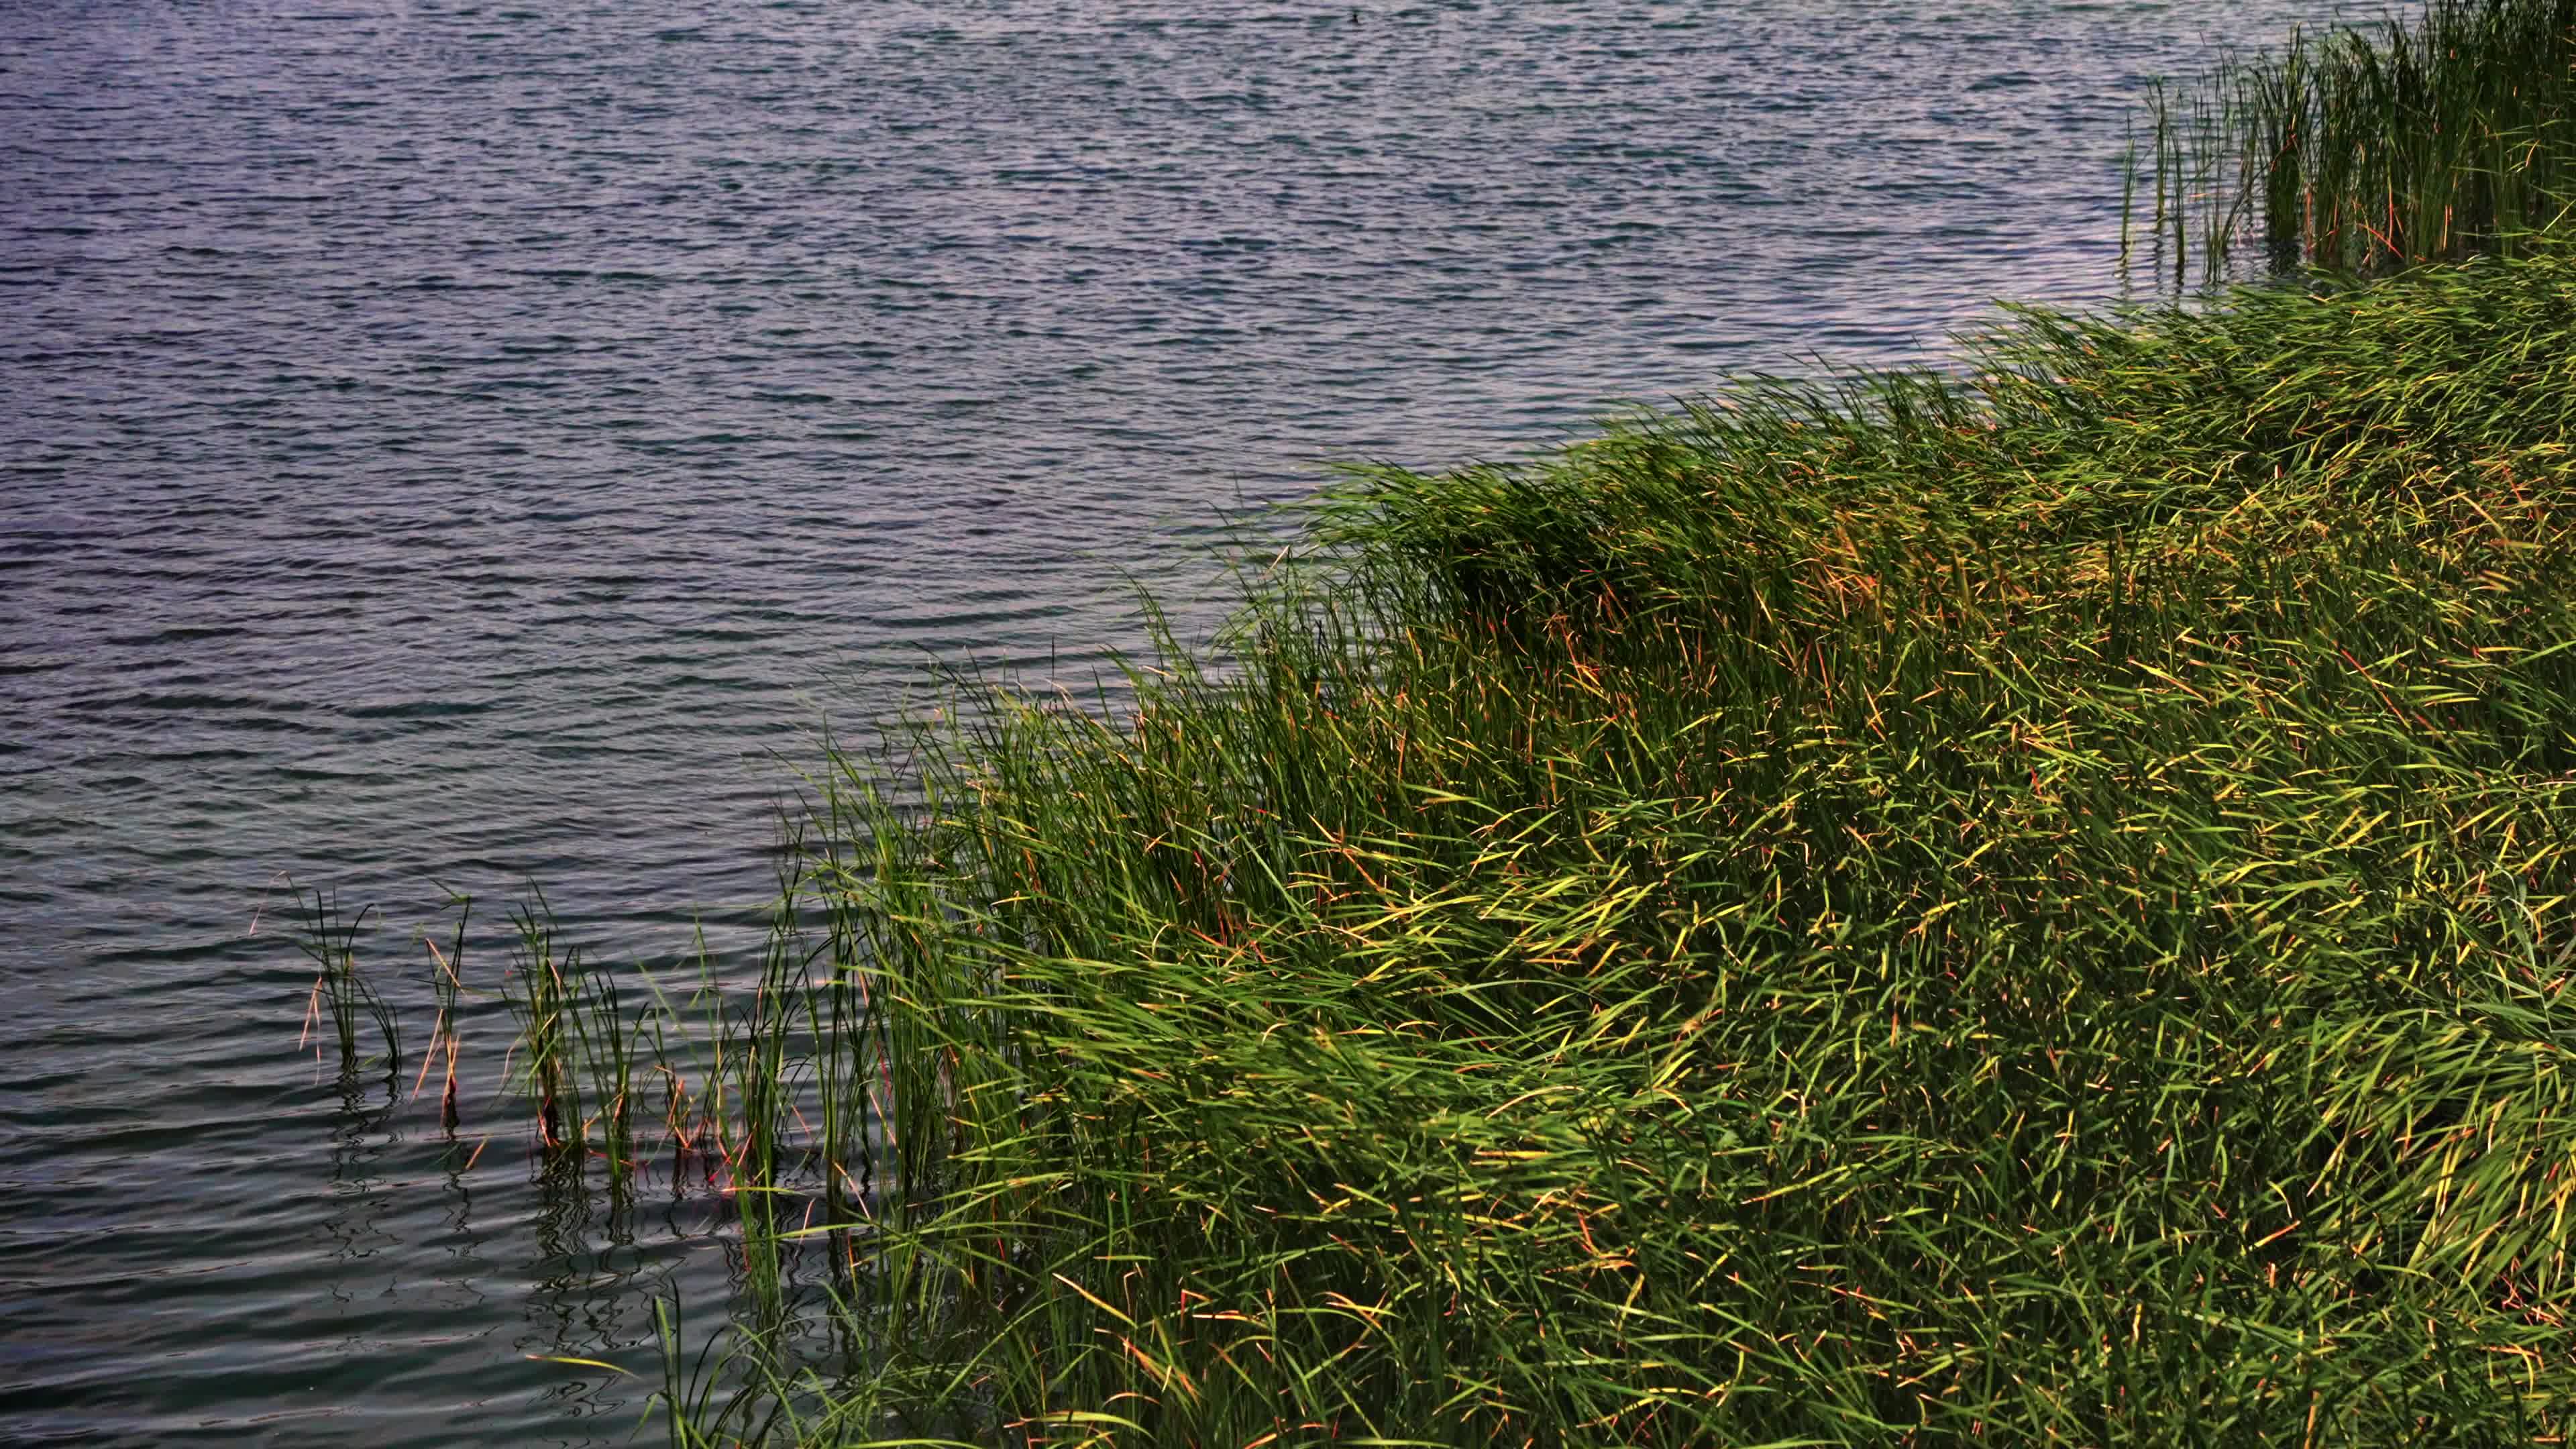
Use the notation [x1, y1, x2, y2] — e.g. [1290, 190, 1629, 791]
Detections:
[303, 172, 2576, 1449]
[288, 873, 896, 1385]
[2135, 0, 2576, 279]
[599, 245, 2576, 1444]
[306, 247, 2576, 1441]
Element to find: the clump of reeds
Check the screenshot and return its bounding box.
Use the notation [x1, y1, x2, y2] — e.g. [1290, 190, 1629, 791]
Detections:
[650, 244, 2576, 1444]
[496, 894, 670, 1202]
[499, 898, 585, 1155]
[2135, 0, 2576, 278]
[279, 875, 900, 1385]
[278, 239, 2576, 1440]
[294, 885, 400, 1089]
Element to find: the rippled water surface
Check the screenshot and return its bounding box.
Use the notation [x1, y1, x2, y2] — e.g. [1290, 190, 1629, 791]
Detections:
[5, 1, 2350, 1442]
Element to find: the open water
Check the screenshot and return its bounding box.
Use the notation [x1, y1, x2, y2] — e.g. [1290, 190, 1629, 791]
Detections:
[3, 1, 2349, 1442]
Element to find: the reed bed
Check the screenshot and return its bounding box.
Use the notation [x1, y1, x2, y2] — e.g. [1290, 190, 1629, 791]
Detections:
[309, 258, 2576, 1446]
[2135, 0, 2576, 280]
[587, 246, 2576, 1445]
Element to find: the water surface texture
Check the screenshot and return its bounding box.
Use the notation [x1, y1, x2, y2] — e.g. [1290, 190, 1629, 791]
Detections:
[5, 1, 2345, 1442]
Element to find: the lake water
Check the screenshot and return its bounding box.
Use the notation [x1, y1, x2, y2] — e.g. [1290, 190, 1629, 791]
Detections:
[4, 1, 2349, 1442]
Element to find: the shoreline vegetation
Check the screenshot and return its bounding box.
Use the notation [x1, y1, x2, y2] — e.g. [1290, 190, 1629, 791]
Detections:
[2133, 0, 2575, 280]
[297, 2, 2576, 1443]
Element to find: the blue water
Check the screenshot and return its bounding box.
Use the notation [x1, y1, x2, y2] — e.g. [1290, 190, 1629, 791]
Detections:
[2, 1, 2348, 1442]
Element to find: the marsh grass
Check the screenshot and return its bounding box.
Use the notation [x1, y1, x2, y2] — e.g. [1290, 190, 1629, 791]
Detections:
[300, 243, 2576, 1448]
[303, 865, 906, 1318]
[2137, 0, 2576, 280]
[624, 246, 2576, 1444]
[500, 897, 584, 1154]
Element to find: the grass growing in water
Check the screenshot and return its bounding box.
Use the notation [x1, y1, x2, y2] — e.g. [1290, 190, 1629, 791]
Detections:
[642, 246, 2576, 1444]
[288, 259, 2576, 1444]
[297, 145, 2576, 1448]
[294, 885, 400, 1090]
[417, 890, 469, 1131]
[2137, 0, 2576, 278]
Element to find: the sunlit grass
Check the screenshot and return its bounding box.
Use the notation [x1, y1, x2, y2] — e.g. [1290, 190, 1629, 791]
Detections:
[619, 245, 2576, 1445]
[307, 170, 2576, 1449]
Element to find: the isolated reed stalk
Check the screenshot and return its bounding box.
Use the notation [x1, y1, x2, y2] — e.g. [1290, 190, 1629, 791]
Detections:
[417, 891, 470, 1130]
[576, 961, 637, 1197]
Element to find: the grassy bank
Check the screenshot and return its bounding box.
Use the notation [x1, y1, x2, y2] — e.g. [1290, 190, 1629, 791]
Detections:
[566, 243, 2571, 1446]
[2136, 0, 2576, 280]
[283, 248, 2576, 1446]
[305, 11, 2576, 1430]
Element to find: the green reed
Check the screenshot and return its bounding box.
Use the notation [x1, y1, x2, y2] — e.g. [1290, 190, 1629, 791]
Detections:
[2137, 0, 2576, 279]
[500, 898, 585, 1154]
[294, 885, 400, 1088]
[581, 951, 641, 1197]
[280, 881, 906, 1402]
[628, 244, 2576, 1444]
[273, 253, 2576, 1441]
[492, 892, 670, 1198]
[418, 888, 470, 1130]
